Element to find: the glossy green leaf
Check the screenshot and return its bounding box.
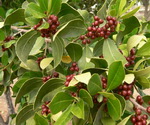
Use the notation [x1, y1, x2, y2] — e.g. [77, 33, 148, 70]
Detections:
[136, 42, 150, 57]
[34, 78, 65, 109]
[16, 105, 35, 125]
[121, 7, 140, 19]
[87, 74, 102, 95]
[93, 39, 104, 57]
[54, 105, 73, 125]
[27, 3, 46, 18]
[127, 35, 146, 53]
[51, 37, 64, 67]
[66, 43, 83, 62]
[134, 66, 150, 78]
[49, 0, 62, 15]
[118, 0, 126, 16]
[83, 68, 106, 75]
[37, 22, 49, 30]
[49, 92, 74, 114]
[1, 51, 8, 66]
[34, 113, 48, 125]
[97, 0, 107, 19]
[29, 37, 45, 55]
[103, 39, 127, 66]
[71, 99, 84, 119]
[107, 61, 125, 91]
[98, 92, 116, 100]
[142, 95, 150, 104]
[16, 30, 40, 64]
[107, 97, 122, 121]
[79, 89, 93, 108]
[4, 9, 25, 25]
[116, 16, 140, 44]
[15, 78, 43, 105]
[54, 19, 86, 39]
[0, 30, 5, 41]
[37, 0, 48, 12]
[137, 76, 150, 89]
[90, 58, 108, 68]
[40, 58, 53, 69]
[101, 117, 116, 125]
[118, 115, 132, 125]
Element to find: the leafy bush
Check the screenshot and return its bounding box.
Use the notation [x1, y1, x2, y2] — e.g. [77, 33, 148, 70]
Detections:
[0, 0, 150, 125]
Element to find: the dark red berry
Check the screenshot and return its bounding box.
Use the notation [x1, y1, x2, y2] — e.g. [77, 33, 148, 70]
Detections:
[87, 26, 92, 31]
[135, 109, 142, 115]
[142, 114, 148, 120]
[106, 16, 112, 21]
[94, 16, 99, 21]
[131, 116, 136, 123]
[99, 19, 104, 24]
[82, 39, 87, 45]
[80, 35, 85, 40]
[146, 106, 150, 113]
[121, 90, 127, 96]
[130, 48, 136, 55]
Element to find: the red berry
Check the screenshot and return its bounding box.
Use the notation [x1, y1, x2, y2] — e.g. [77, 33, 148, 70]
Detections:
[127, 90, 132, 96]
[123, 84, 128, 90]
[65, 81, 69, 86]
[130, 48, 136, 55]
[74, 67, 79, 72]
[82, 39, 87, 45]
[135, 109, 142, 115]
[125, 63, 130, 67]
[146, 106, 150, 113]
[106, 16, 112, 21]
[48, 19, 52, 24]
[130, 60, 135, 65]
[87, 27, 92, 31]
[103, 83, 107, 89]
[108, 20, 114, 25]
[47, 76, 51, 80]
[142, 114, 148, 120]
[126, 57, 131, 61]
[103, 97, 107, 103]
[142, 120, 147, 125]
[130, 55, 136, 60]
[136, 95, 142, 101]
[94, 21, 99, 26]
[136, 115, 142, 121]
[124, 96, 130, 100]
[131, 116, 136, 123]
[72, 62, 77, 67]
[80, 35, 85, 40]
[121, 90, 127, 96]
[53, 72, 59, 78]
[94, 16, 99, 21]
[98, 19, 104, 24]
[87, 39, 91, 44]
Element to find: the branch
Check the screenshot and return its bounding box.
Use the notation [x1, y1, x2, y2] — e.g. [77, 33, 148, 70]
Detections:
[11, 26, 30, 33]
[130, 98, 146, 112]
[4, 87, 15, 124]
[0, 114, 6, 125]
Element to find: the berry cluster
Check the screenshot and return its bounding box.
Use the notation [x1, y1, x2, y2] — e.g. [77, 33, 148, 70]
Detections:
[117, 82, 134, 100]
[42, 72, 59, 83]
[131, 107, 148, 125]
[101, 76, 107, 89]
[125, 48, 136, 67]
[34, 15, 60, 38]
[136, 95, 144, 105]
[69, 62, 79, 72]
[36, 56, 45, 65]
[41, 101, 51, 115]
[80, 16, 118, 45]
[64, 74, 75, 87]
[2, 36, 15, 51]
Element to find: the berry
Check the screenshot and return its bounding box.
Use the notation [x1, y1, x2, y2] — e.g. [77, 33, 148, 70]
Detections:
[135, 109, 142, 115]
[101, 77, 107, 83]
[131, 116, 136, 123]
[146, 106, 150, 113]
[130, 48, 136, 55]
[82, 39, 87, 44]
[142, 114, 148, 120]
[94, 16, 99, 21]
[80, 35, 85, 40]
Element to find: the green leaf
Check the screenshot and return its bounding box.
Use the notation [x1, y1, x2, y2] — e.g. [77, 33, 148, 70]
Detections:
[16, 105, 35, 125]
[115, 94, 126, 114]
[34, 78, 65, 109]
[98, 92, 116, 100]
[123, 74, 135, 84]
[107, 61, 125, 91]
[136, 42, 150, 57]
[97, 0, 107, 19]
[116, 16, 140, 44]
[121, 7, 140, 19]
[90, 58, 108, 68]
[49, 92, 74, 114]
[134, 66, 150, 78]
[71, 99, 84, 119]
[37, 0, 48, 12]
[51, 37, 64, 67]
[79, 89, 93, 108]
[49, 0, 62, 15]
[40, 58, 53, 69]
[107, 97, 122, 121]
[27, 3, 46, 18]
[137, 76, 150, 89]
[16, 30, 40, 64]
[4, 9, 25, 25]
[0, 30, 5, 41]
[69, 72, 91, 86]
[1, 51, 8, 66]
[101, 117, 116, 125]
[54, 105, 73, 125]
[127, 35, 146, 53]
[118, 115, 132, 125]
[29, 36, 45, 55]
[15, 78, 43, 105]
[4, 40, 16, 48]
[54, 19, 86, 39]
[87, 74, 102, 95]
[66, 43, 83, 62]
[37, 22, 49, 30]
[118, 0, 126, 16]
[34, 113, 49, 125]
[93, 39, 104, 57]
[103, 39, 127, 66]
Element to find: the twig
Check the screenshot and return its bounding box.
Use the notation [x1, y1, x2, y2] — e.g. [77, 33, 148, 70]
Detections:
[4, 87, 15, 124]
[11, 26, 30, 33]
[129, 98, 146, 112]
[0, 114, 6, 125]
[72, 37, 80, 42]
